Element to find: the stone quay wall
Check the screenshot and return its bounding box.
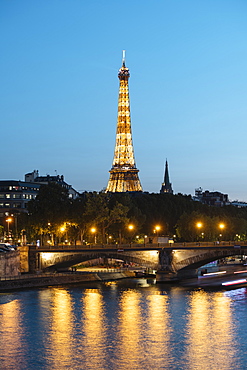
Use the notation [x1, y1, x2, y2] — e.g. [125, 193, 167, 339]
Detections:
[0, 251, 20, 277]
[0, 270, 135, 292]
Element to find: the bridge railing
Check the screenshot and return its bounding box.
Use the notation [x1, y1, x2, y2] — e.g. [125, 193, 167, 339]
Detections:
[27, 240, 247, 251]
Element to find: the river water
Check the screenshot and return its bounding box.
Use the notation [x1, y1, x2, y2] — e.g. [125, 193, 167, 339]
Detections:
[0, 278, 247, 370]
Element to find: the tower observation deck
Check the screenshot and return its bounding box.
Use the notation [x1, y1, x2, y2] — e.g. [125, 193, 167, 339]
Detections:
[106, 51, 142, 193]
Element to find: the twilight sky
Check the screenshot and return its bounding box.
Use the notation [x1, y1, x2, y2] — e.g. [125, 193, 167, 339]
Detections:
[1, 0, 247, 201]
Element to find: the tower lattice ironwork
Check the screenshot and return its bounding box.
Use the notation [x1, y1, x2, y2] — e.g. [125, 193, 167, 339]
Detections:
[106, 52, 142, 193]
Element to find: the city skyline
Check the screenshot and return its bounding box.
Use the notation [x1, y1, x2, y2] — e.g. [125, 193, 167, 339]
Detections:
[1, 1, 247, 201]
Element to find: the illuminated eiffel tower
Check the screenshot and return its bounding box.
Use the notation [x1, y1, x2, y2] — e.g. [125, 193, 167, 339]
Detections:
[106, 51, 142, 193]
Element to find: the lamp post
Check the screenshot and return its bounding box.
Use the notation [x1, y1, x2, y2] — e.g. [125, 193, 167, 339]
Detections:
[154, 225, 161, 236]
[219, 223, 225, 242]
[196, 222, 203, 242]
[6, 217, 12, 242]
[60, 226, 65, 245]
[91, 227, 97, 244]
[128, 224, 134, 244]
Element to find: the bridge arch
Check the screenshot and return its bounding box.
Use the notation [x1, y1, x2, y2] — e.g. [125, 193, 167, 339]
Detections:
[173, 248, 246, 271]
[36, 250, 160, 272]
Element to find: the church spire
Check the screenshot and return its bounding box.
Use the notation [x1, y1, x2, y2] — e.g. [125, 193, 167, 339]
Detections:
[160, 159, 173, 194]
[106, 52, 142, 193]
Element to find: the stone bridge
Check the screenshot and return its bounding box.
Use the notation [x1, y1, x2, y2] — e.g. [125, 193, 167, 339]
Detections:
[25, 242, 247, 280]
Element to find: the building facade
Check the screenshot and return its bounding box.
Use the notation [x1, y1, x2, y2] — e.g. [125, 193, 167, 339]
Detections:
[193, 187, 229, 207]
[0, 180, 40, 217]
[0, 171, 78, 218]
[25, 170, 78, 199]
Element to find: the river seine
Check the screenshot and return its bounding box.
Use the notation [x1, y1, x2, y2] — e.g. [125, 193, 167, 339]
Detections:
[1, 279, 247, 370]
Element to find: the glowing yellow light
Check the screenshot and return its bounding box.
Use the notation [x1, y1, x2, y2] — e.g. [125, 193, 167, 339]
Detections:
[6, 218, 12, 223]
[41, 253, 54, 261]
[155, 225, 161, 232]
[219, 223, 225, 230]
[91, 227, 96, 233]
[60, 227, 65, 232]
[196, 222, 203, 228]
[128, 224, 134, 231]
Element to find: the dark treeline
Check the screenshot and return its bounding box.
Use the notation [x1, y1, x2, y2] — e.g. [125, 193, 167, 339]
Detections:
[18, 183, 247, 245]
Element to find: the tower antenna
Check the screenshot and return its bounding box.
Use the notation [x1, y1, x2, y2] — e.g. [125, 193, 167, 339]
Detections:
[122, 50, 126, 66]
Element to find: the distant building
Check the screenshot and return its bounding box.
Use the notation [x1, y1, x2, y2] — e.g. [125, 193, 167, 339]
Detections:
[193, 187, 229, 207]
[160, 160, 173, 194]
[231, 201, 247, 208]
[25, 170, 79, 199]
[0, 180, 40, 217]
[0, 170, 78, 218]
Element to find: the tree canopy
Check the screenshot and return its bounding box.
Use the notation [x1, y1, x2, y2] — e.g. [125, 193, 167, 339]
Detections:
[15, 185, 247, 245]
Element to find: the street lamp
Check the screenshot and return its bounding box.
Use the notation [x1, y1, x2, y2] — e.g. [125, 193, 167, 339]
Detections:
[91, 227, 97, 244]
[59, 226, 65, 244]
[219, 223, 225, 242]
[6, 217, 12, 241]
[154, 225, 161, 235]
[128, 224, 134, 244]
[196, 222, 203, 242]
[196, 222, 203, 229]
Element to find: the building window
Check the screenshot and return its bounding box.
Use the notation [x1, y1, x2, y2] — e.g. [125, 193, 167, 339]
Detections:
[0, 194, 4, 199]
[13, 203, 21, 208]
[13, 194, 21, 199]
[0, 203, 4, 208]
[6, 194, 11, 199]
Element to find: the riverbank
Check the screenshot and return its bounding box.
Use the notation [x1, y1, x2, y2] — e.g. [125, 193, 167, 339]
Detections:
[0, 270, 136, 292]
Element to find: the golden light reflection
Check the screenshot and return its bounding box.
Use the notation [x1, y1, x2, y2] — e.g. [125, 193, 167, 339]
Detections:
[145, 293, 173, 368]
[82, 289, 106, 370]
[49, 288, 73, 367]
[186, 290, 235, 369]
[116, 290, 142, 368]
[0, 299, 26, 369]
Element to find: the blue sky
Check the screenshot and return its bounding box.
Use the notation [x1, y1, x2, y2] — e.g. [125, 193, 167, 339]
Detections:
[1, 0, 247, 200]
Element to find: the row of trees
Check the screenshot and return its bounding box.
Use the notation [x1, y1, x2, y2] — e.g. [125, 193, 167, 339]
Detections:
[6, 183, 247, 245]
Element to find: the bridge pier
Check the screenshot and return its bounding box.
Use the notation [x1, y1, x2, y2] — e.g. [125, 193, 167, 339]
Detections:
[156, 249, 178, 282]
[29, 247, 41, 273]
[177, 268, 198, 280]
[156, 270, 178, 282]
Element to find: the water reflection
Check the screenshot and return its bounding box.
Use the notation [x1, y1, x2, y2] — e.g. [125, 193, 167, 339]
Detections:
[145, 292, 174, 368]
[186, 290, 236, 370]
[81, 289, 107, 370]
[117, 290, 142, 369]
[0, 282, 246, 370]
[49, 288, 74, 369]
[0, 299, 26, 369]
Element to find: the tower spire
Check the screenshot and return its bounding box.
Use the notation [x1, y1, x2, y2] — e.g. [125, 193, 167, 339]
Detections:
[122, 49, 126, 67]
[160, 159, 173, 194]
[106, 52, 142, 193]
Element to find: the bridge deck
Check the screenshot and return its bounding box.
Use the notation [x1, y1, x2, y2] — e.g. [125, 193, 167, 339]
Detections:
[28, 241, 247, 253]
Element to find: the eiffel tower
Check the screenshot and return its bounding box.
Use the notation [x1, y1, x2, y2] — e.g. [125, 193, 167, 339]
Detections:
[106, 51, 142, 193]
